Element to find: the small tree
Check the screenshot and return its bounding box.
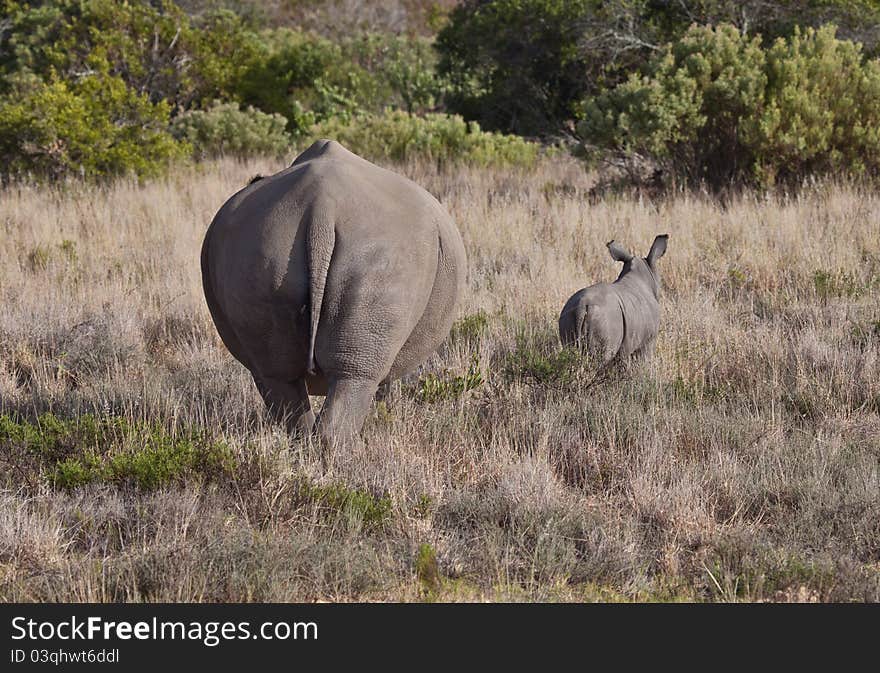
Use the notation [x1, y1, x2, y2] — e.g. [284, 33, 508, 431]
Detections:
[755, 26, 880, 183]
[0, 0, 262, 109]
[0, 69, 187, 181]
[171, 101, 292, 159]
[580, 24, 767, 187]
[436, 0, 600, 138]
[579, 24, 880, 191]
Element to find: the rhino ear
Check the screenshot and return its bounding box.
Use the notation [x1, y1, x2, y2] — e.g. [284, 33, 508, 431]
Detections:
[607, 240, 633, 263]
[647, 234, 668, 268]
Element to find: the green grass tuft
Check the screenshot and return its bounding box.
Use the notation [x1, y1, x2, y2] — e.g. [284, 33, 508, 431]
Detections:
[299, 480, 393, 532]
[0, 413, 235, 490]
[416, 543, 442, 600]
[417, 357, 483, 403]
[503, 335, 585, 387]
[449, 310, 490, 345]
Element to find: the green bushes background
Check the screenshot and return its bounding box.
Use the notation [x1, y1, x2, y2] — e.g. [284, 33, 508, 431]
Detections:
[3, 0, 880, 189]
[580, 24, 880, 189]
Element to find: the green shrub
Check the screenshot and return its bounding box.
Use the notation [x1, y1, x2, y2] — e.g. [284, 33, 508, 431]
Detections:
[308, 110, 541, 166]
[0, 1, 262, 108]
[436, 0, 599, 137]
[342, 33, 443, 115]
[449, 310, 490, 345]
[416, 358, 483, 403]
[26, 244, 51, 272]
[299, 480, 392, 532]
[502, 337, 585, 387]
[580, 24, 767, 188]
[850, 319, 880, 349]
[0, 413, 235, 490]
[190, 8, 265, 103]
[0, 71, 186, 181]
[414, 494, 434, 519]
[233, 28, 346, 131]
[2, 5, 424, 126]
[579, 24, 880, 190]
[416, 542, 442, 598]
[172, 101, 292, 159]
[627, 1, 880, 54]
[234, 29, 443, 133]
[436, 1, 880, 139]
[755, 26, 880, 184]
[812, 269, 870, 299]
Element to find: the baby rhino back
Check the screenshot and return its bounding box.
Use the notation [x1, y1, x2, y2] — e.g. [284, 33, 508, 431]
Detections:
[559, 235, 668, 364]
[614, 281, 660, 359]
[559, 284, 624, 362]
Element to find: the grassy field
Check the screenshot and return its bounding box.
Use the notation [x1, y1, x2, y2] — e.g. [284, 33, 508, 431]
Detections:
[1, 155, 878, 602]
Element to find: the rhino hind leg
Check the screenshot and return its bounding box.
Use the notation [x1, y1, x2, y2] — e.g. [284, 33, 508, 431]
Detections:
[375, 380, 393, 402]
[316, 377, 380, 446]
[631, 336, 657, 362]
[254, 376, 315, 435]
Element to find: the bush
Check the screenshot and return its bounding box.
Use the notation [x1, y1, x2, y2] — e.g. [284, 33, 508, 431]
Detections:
[416, 542, 442, 598]
[0, 1, 262, 109]
[634, 1, 880, 53]
[297, 479, 392, 532]
[234, 29, 443, 133]
[449, 310, 490, 345]
[0, 71, 187, 181]
[502, 340, 585, 387]
[436, 0, 599, 137]
[342, 33, 444, 115]
[172, 101, 292, 159]
[308, 110, 541, 166]
[0, 413, 236, 491]
[223, 0, 454, 37]
[579, 24, 880, 190]
[435, 1, 880, 139]
[755, 26, 880, 183]
[233, 28, 347, 132]
[416, 358, 484, 403]
[580, 24, 767, 188]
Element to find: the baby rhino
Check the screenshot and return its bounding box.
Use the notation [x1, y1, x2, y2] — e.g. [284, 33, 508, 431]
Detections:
[559, 235, 668, 363]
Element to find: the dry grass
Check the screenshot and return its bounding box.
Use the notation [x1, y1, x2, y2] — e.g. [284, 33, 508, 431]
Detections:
[1, 156, 878, 602]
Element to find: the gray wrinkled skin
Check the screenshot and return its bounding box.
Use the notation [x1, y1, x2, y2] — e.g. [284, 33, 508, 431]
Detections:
[201, 140, 467, 444]
[559, 235, 668, 362]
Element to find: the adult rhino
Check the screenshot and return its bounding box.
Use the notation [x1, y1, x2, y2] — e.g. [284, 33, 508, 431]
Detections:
[559, 235, 668, 362]
[201, 139, 467, 444]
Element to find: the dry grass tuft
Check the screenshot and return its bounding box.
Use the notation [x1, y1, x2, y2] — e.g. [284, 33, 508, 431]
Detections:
[1, 156, 878, 602]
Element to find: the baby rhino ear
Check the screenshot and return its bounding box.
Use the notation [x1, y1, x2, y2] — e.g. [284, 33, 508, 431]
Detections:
[647, 234, 668, 267]
[607, 240, 633, 263]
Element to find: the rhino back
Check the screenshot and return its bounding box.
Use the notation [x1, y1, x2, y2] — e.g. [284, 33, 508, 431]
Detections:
[207, 143, 443, 302]
[388, 204, 467, 379]
[203, 140, 460, 382]
[309, 153, 453, 379]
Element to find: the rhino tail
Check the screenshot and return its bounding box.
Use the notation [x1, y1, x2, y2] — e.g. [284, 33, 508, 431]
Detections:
[306, 210, 335, 376]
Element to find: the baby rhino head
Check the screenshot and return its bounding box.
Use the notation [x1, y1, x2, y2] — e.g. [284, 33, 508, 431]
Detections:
[607, 234, 669, 299]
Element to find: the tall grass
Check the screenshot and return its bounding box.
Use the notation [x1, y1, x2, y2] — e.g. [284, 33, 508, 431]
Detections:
[0, 155, 878, 602]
